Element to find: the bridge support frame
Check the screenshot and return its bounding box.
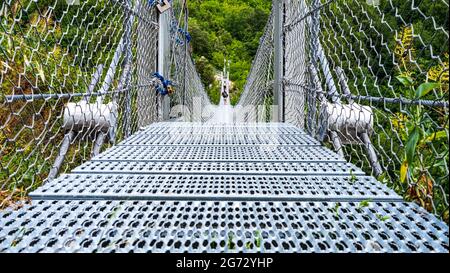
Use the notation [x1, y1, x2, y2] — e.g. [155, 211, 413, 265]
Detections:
[159, 9, 171, 120]
[274, 0, 284, 122]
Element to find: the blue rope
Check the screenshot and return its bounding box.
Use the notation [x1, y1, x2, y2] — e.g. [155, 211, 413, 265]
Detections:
[153, 72, 173, 96]
[147, 0, 159, 7]
[148, 0, 173, 9]
[178, 28, 191, 43]
[170, 20, 191, 45]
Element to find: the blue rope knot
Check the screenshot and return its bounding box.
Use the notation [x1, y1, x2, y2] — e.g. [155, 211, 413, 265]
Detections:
[178, 28, 191, 43]
[169, 20, 191, 45]
[153, 72, 174, 96]
[172, 27, 191, 45]
[148, 0, 166, 7]
[148, 0, 158, 7]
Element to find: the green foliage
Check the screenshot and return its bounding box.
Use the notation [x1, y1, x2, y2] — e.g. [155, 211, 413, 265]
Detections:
[332, 203, 340, 218]
[415, 82, 440, 99]
[245, 230, 262, 250]
[349, 170, 357, 184]
[323, 0, 449, 223]
[395, 76, 448, 216]
[1, 1, 129, 207]
[396, 75, 414, 88]
[405, 127, 420, 165]
[195, 56, 216, 87]
[358, 199, 372, 209]
[189, 0, 271, 105]
[227, 232, 235, 250]
[376, 214, 390, 222]
[207, 81, 221, 105]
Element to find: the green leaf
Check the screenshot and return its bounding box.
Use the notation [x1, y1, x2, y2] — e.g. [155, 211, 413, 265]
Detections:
[432, 160, 447, 168]
[23, 173, 33, 183]
[37, 62, 46, 83]
[245, 241, 252, 249]
[376, 214, 390, 222]
[349, 170, 357, 184]
[423, 130, 448, 143]
[396, 75, 413, 87]
[23, 54, 30, 67]
[254, 231, 261, 248]
[400, 161, 408, 183]
[415, 82, 440, 99]
[358, 199, 372, 209]
[405, 127, 420, 164]
[333, 203, 340, 218]
[227, 233, 235, 250]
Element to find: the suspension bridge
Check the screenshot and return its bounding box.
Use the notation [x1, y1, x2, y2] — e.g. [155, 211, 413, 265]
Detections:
[0, 0, 448, 252]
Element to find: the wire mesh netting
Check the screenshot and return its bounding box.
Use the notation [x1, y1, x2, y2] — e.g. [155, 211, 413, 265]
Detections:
[0, 0, 210, 208]
[238, 0, 449, 223]
[237, 10, 275, 123]
[167, 1, 214, 121]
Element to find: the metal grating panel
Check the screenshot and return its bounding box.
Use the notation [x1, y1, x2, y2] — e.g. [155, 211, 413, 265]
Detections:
[119, 133, 320, 146]
[30, 174, 401, 202]
[73, 161, 363, 175]
[149, 122, 296, 127]
[93, 145, 343, 162]
[140, 124, 306, 135]
[0, 200, 447, 253]
[2, 122, 446, 253]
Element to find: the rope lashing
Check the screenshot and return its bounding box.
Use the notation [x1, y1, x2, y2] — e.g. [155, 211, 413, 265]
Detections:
[178, 28, 191, 43]
[148, 0, 170, 7]
[148, 0, 159, 7]
[153, 72, 174, 96]
[168, 18, 191, 43]
[171, 24, 191, 45]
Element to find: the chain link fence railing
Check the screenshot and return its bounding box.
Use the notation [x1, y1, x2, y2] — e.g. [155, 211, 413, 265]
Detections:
[0, 0, 211, 208]
[238, 0, 449, 223]
[163, 0, 214, 121]
[237, 9, 275, 123]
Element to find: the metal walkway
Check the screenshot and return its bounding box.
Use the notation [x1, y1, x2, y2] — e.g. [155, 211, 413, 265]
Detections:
[0, 122, 448, 253]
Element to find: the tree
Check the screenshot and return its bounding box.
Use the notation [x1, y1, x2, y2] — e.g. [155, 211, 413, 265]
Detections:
[189, 0, 271, 105]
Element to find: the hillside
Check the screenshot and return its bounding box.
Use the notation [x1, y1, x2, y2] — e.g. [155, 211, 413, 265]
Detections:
[188, 0, 272, 105]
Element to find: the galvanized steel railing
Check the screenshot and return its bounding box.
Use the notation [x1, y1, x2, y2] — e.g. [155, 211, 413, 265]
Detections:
[238, 0, 449, 223]
[0, 0, 211, 208]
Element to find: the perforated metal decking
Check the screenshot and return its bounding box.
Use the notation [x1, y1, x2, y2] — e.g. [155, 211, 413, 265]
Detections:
[0, 123, 448, 253]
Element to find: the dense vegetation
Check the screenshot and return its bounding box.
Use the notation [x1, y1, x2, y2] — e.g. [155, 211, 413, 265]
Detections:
[0, 0, 132, 208]
[320, 0, 449, 222]
[188, 0, 271, 105]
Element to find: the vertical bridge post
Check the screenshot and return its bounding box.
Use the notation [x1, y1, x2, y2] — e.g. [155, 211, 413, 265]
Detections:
[182, 1, 189, 115]
[273, 0, 284, 122]
[159, 7, 171, 120]
[308, 0, 320, 136]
